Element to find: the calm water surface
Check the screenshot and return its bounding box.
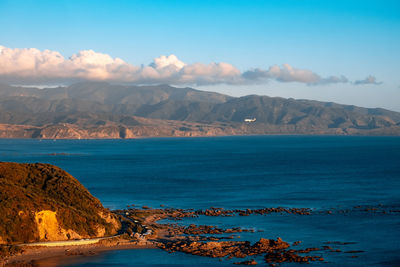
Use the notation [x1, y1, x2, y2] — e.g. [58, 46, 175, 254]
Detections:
[1, 136, 399, 266]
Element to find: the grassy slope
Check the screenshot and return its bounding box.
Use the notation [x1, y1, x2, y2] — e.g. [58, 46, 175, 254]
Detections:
[0, 162, 119, 244]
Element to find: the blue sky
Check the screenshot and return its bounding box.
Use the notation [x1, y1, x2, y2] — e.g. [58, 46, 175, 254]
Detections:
[0, 0, 399, 110]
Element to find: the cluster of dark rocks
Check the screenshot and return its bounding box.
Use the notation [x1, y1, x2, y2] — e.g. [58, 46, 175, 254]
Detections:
[158, 237, 325, 266]
[119, 205, 366, 265]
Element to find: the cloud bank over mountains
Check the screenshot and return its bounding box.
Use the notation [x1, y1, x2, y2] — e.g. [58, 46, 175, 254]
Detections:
[0, 45, 381, 86]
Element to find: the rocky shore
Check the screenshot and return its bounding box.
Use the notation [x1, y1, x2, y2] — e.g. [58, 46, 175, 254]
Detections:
[110, 206, 379, 266]
[3, 204, 396, 266]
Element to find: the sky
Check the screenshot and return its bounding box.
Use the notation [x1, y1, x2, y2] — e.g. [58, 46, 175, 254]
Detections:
[0, 0, 399, 110]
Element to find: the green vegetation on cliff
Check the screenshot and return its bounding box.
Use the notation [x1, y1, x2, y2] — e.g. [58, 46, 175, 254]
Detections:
[0, 162, 120, 244]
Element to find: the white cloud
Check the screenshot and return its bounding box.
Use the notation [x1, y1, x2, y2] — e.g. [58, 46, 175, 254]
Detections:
[0, 45, 137, 83]
[150, 54, 186, 69]
[242, 64, 349, 85]
[180, 62, 241, 85]
[353, 75, 382, 85]
[268, 64, 320, 83]
[0, 45, 239, 85]
[0, 45, 379, 86]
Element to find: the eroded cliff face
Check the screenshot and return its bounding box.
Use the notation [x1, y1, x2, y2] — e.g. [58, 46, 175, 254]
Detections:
[1, 120, 399, 139]
[34, 210, 83, 241]
[0, 163, 121, 244]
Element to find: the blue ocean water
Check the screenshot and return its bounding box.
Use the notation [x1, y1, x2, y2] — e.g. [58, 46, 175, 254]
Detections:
[1, 136, 400, 266]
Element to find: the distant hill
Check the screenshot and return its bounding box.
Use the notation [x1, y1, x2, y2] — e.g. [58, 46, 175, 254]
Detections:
[0, 82, 231, 105]
[0, 82, 399, 137]
[0, 162, 121, 244]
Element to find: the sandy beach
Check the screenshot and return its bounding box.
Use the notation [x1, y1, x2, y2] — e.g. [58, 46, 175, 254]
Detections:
[2, 238, 156, 267]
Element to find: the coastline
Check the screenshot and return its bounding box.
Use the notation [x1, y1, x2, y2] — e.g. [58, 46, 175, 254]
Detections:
[1, 207, 323, 266]
[1, 121, 400, 140]
[2, 240, 156, 267]
[3, 204, 398, 266]
[1, 133, 400, 142]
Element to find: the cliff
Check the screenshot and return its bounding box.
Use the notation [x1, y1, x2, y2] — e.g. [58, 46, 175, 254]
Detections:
[0, 162, 121, 244]
[1, 120, 399, 139]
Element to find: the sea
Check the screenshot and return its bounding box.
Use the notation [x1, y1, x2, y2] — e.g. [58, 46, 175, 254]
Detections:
[1, 136, 399, 266]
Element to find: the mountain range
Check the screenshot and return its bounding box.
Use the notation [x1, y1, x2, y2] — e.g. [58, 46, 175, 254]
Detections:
[0, 82, 399, 138]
